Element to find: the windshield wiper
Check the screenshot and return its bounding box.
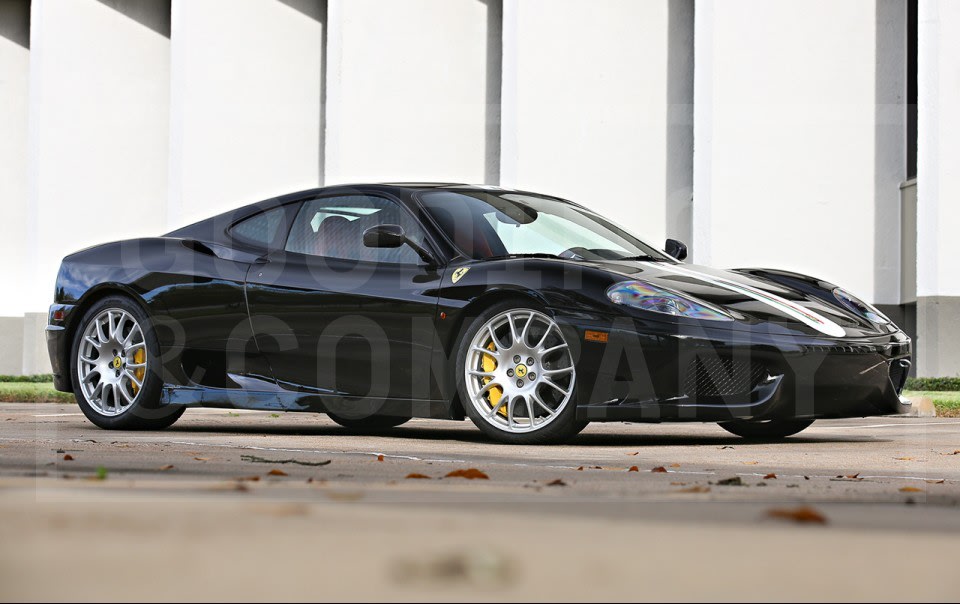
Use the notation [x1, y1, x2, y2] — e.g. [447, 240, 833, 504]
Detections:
[617, 254, 669, 262]
[483, 253, 565, 261]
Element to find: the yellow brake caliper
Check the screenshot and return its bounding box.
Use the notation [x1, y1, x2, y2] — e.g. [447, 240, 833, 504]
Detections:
[482, 341, 506, 416]
[131, 347, 145, 394]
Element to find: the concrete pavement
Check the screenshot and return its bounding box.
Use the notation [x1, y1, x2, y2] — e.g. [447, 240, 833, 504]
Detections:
[2, 403, 959, 601]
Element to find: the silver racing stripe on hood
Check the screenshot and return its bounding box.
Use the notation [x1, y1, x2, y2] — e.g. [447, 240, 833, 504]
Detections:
[643, 262, 847, 337]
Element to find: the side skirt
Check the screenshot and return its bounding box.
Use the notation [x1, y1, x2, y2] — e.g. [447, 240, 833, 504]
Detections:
[160, 385, 457, 420]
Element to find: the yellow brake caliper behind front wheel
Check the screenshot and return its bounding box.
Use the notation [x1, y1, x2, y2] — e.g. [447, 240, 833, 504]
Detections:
[131, 347, 145, 395]
[481, 341, 506, 416]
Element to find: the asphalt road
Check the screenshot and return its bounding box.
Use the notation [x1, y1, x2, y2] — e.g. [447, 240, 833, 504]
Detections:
[2, 403, 960, 601]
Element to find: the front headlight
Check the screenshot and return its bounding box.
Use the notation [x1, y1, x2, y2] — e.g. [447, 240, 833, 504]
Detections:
[833, 288, 890, 325]
[606, 280, 733, 321]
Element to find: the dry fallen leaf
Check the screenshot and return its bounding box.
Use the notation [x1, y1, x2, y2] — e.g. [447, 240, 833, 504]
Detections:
[576, 466, 584, 471]
[678, 485, 710, 493]
[237, 475, 260, 482]
[651, 466, 667, 473]
[626, 452, 640, 456]
[627, 466, 639, 472]
[894, 457, 914, 461]
[159, 464, 174, 471]
[194, 457, 210, 461]
[766, 506, 828, 524]
[670, 481, 687, 486]
[376, 454, 385, 462]
[670, 463, 681, 468]
[941, 450, 960, 456]
[742, 461, 759, 465]
[445, 468, 489, 480]
[62, 454, 74, 461]
[926, 479, 946, 484]
[405, 473, 431, 480]
[763, 473, 777, 480]
[267, 468, 288, 476]
[546, 479, 567, 487]
[899, 486, 924, 493]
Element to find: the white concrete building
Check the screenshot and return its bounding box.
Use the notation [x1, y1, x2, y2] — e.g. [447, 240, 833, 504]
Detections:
[1, 0, 955, 376]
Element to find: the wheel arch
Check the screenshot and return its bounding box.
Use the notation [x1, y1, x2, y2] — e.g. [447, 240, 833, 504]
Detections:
[60, 284, 155, 392]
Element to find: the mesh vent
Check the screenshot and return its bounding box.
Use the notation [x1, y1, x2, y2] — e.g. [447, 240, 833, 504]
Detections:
[682, 356, 768, 399]
[801, 344, 879, 355]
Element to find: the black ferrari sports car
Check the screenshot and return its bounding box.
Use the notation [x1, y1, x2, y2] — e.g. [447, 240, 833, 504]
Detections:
[46, 183, 911, 444]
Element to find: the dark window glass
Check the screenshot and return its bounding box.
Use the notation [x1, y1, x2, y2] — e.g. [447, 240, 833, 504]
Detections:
[285, 195, 428, 265]
[229, 206, 286, 247]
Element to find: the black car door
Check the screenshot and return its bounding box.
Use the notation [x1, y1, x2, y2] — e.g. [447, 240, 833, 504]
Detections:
[153, 205, 293, 389]
[245, 193, 444, 403]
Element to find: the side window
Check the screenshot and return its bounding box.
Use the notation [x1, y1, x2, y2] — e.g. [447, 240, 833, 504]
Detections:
[285, 195, 429, 264]
[229, 206, 287, 248]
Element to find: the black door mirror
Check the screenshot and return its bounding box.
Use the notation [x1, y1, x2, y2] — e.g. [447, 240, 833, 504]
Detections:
[665, 238, 687, 261]
[363, 224, 405, 248]
[363, 224, 439, 267]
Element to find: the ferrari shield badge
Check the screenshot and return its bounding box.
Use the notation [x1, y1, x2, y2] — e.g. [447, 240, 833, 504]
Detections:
[451, 267, 470, 283]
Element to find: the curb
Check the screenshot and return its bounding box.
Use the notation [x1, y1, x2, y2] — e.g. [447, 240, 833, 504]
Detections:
[905, 396, 937, 418]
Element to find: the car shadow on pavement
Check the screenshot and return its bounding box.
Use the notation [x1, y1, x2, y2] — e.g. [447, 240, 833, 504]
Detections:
[164, 421, 877, 447]
[567, 432, 875, 447]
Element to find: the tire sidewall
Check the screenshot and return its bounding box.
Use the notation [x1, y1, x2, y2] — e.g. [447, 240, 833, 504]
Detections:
[70, 295, 174, 429]
[327, 413, 410, 431]
[455, 301, 586, 445]
[718, 419, 813, 439]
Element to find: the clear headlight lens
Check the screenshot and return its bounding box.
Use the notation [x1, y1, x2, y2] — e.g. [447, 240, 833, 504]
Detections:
[833, 287, 890, 325]
[606, 280, 733, 321]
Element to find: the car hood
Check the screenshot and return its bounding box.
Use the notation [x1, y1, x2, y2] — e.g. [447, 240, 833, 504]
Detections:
[580, 258, 890, 338]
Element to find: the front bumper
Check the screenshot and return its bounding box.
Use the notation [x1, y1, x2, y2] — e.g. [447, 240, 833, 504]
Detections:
[567, 318, 912, 422]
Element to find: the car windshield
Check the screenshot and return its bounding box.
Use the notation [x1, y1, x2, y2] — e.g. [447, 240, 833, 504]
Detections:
[417, 190, 671, 262]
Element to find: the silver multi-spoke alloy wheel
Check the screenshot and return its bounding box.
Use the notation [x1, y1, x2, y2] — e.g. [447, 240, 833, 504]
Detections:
[464, 309, 576, 434]
[76, 308, 148, 416]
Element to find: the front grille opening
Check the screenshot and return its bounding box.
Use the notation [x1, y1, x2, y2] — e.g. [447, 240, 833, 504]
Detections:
[889, 359, 910, 394]
[681, 355, 768, 399]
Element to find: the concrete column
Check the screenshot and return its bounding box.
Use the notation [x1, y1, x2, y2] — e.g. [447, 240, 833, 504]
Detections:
[916, 0, 960, 376]
[25, 0, 172, 314]
[0, 318, 25, 375]
[501, 0, 693, 246]
[0, 0, 30, 320]
[167, 0, 324, 230]
[21, 312, 51, 374]
[693, 0, 905, 304]
[324, 0, 494, 185]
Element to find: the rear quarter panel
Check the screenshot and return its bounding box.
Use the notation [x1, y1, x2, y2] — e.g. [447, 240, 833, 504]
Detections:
[55, 238, 257, 387]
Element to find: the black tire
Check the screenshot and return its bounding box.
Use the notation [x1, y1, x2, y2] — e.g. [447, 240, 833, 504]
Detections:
[718, 419, 813, 440]
[70, 295, 184, 430]
[327, 413, 410, 431]
[456, 300, 587, 445]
